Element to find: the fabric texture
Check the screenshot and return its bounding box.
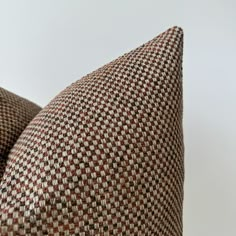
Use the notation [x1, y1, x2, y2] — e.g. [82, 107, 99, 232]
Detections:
[0, 87, 41, 181]
[0, 26, 184, 235]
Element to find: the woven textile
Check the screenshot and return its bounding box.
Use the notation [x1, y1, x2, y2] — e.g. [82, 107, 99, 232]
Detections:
[0, 87, 41, 181]
[0, 26, 184, 235]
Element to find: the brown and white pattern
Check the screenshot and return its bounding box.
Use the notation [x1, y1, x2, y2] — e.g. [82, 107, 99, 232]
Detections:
[0, 26, 184, 235]
[0, 87, 41, 181]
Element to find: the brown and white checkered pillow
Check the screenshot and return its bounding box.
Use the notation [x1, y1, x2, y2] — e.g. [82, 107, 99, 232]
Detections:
[0, 87, 41, 182]
[0, 26, 184, 235]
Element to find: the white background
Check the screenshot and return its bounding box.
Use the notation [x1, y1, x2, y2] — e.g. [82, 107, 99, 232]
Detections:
[0, 1, 235, 235]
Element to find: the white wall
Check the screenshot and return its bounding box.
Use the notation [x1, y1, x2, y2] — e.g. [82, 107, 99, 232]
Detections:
[0, 1, 235, 235]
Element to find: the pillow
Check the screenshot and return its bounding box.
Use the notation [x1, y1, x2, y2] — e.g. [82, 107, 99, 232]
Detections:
[0, 26, 184, 235]
[0, 87, 41, 181]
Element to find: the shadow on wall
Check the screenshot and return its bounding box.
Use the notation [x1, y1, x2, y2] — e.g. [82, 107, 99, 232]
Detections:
[184, 116, 235, 235]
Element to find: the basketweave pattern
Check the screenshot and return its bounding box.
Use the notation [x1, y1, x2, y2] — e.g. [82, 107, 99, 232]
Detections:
[0, 87, 41, 181]
[0, 26, 184, 235]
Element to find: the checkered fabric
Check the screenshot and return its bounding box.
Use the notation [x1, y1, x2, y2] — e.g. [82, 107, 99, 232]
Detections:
[0, 87, 41, 181]
[0, 26, 184, 235]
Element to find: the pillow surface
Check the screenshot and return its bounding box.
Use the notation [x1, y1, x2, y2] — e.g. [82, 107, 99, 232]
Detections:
[0, 87, 41, 181]
[0, 26, 184, 235]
